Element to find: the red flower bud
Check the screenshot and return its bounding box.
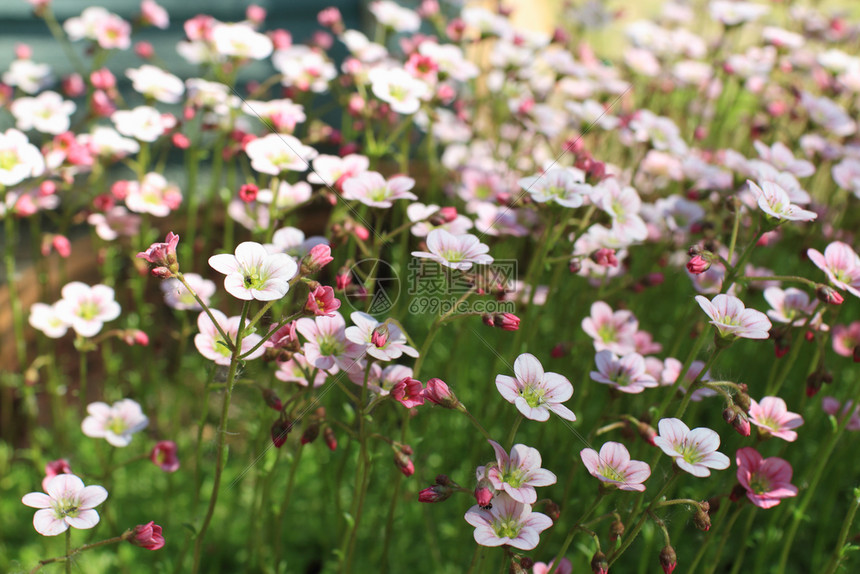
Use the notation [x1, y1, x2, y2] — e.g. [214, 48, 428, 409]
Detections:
[129, 522, 165, 550]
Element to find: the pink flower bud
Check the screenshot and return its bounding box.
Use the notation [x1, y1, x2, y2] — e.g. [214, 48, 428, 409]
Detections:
[393, 446, 415, 476]
[423, 378, 460, 409]
[130, 522, 165, 550]
[591, 551, 609, 574]
[686, 254, 710, 274]
[817, 285, 844, 305]
[15, 43, 32, 60]
[171, 133, 190, 149]
[324, 426, 337, 451]
[269, 29, 292, 50]
[137, 232, 180, 273]
[239, 183, 258, 203]
[90, 68, 116, 90]
[336, 271, 352, 291]
[261, 388, 283, 411]
[306, 244, 334, 272]
[135, 41, 155, 59]
[483, 312, 521, 331]
[659, 546, 677, 574]
[246, 4, 266, 24]
[271, 418, 293, 448]
[150, 441, 180, 472]
[91, 90, 116, 117]
[371, 325, 389, 348]
[475, 478, 494, 507]
[43, 459, 72, 491]
[50, 234, 71, 258]
[301, 422, 320, 445]
[591, 248, 618, 268]
[419, 485, 451, 503]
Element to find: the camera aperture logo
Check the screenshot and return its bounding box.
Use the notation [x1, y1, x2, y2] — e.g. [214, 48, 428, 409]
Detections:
[406, 259, 518, 316]
[343, 258, 401, 316]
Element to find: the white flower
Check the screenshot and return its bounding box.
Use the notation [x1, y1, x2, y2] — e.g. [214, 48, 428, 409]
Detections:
[81, 399, 149, 447]
[369, 0, 421, 32]
[412, 229, 493, 271]
[211, 22, 273, 60]
[2, 59, 53, 94]
[112, 106, 175, 142]
[54, 282, 121, 337]
[28, 302, 69, 339]
[341, 171, 417, 208]
[81, 126, 140, 158]
[10, 91, 76, 135]
[22, 474, 108, 536]
[245, 133, 318, 175]
[209, 241, 298, 301]
[747, 180, 817, 222]
[654, 418, 730, 477]
[518, 168, 589, 208]
[273, 46, 337, 93]
[126, 65, 185, 104]
[368, 67, 429, 115]
[345, 312, 418, 361]
[161, 273, 216, 311]
[194, 309, 265, 365]
[0, 129, 45, 186]
[495, 353, 576, 422]
[307, 154, 370, 187]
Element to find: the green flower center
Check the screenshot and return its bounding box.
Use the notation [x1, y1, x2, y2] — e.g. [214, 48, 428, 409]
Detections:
[597, 324, 616, 343]
[108, 416, 127, 436]
[243, 272, 265, 290]
[749, 473, 771, 495]
[678, 443, 704, 465]
[318, 335, 342, 357]
[520, 385, 545, 408]
[53, 496, 81, 519]
[443, 250, 464, 263]
[491, 517, 522, 540]
[0, 149, 20, 171]
[78, 301, 99, 321]
[601, 464, 626, 483]
[498, 468, 527, 489]
[388, 85, 408, 102]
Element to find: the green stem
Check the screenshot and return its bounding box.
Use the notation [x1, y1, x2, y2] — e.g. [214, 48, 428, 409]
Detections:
[30, 532, 130, 573]
[823, 490, 860, 574]
[506, 417, 522, 449]
[549, 493, 605, 573]
[459, 407, 494, 441]
[727, 506, 757, 574]
[274, 446, 303, 573]
[192, 301, 251, 574]
[609, 473, 679, 566]
[672, 348, 724, 419]
[65, 529, 71, 574]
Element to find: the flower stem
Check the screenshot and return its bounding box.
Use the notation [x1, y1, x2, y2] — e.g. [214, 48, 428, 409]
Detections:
[459, 407, 494, 441]
[192, 300, 251, 574]
[702, 505, 746, 574]
[672, 347, 724, 419]
[549, 493, 606, 573]
[65, 529, 71, 574]
[30, 532, 130, 573]
[823, 489, 860, 574]
[609, 473, 679, 566]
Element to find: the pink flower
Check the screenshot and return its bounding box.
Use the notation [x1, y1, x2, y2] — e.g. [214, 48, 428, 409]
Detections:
[130, 521, 165, 550]
[265, 321, 298, 349]
[464, 492, 553, 550]
[821, 397, 860, 431]
[480, 440, 557, 504]
[342, 171, 417, 208]
[495, 353, 576, 422]
[209, 241, 298, 301]
[763, 287, 818, 326]
[137, 231, 179, 274]
[305, 285, 341, 316]
[832, 322, 860, 357]
[296, 313, 363, 374]
[42, 459, 72, 492]
[687, 254, 710, 274]
[391, 377, 425, 408]
[654, 418, 730, 477]
[590, 351, 659, 394]
[736, 447, 798, 509]
[412, 229, 493, 271]
[81, 399, 149, 447]
[194, 309, 265, 365]
[808, 242, 860, 298]
[579, 441, 651, 492]
[695, 294, 772, 340]
[22, 474, 108, 536]
[748, 397, 804, 441]
[532, 559, 572, 574]
[140, 0, 169, 29]
[581, 301, 638, 355]
[345, 312, 418, 361]
[150, 441, 180, 472]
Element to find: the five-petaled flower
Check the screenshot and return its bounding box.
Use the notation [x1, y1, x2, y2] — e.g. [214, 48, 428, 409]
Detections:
[464, 492, 553, 550]
[748, 396, 804, 441]
[81, 399, 149, 447]
[209, 241, 298, 301]
[580, 441, 651, 492]
[736, 447, 798, 508]
[22, 474, 108, 536]
[478, 440, 557, 504]
[695, 293, 772, 340]
[412, 229, 493, 271]
[495, 353, 576, 422]
[653, 418, 730, 477]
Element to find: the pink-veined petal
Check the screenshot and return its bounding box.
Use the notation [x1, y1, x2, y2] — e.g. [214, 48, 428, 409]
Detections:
[33, 509, 68, 536]
[65, 509, 100, 530]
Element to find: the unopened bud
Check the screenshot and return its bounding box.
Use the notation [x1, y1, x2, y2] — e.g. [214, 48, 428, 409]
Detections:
[693, 502, 711, 531]
[610, 517, 625, 542]
[324, 426, 337, 451]
[723, 405, 751, 436]
[659, 545, 677, 574]
[393, 448, 414, 477]
[637, 421, 657, 445]
[261, 388, 282, 411]
[271, 418, 292, 448]
[301, 421, 320, 445]
[817, 285, 844, 305]
[591, 551, 609, 574]
[475, 478, 494, 507]
[371, 325, 389, 348]
[591, 248, 618, 267]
